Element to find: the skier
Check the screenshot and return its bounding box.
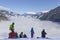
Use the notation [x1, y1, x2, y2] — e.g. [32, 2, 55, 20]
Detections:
[30, 27, 35, 38]
[41, 29, 47, 38]
[23, 34, 27, 38]
[19, 32, 24, 38]
[9, 22, 18, 38]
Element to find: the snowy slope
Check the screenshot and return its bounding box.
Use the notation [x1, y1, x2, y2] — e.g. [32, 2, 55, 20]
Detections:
[1, 38, 60, 40]
[0, 16, 60, 39]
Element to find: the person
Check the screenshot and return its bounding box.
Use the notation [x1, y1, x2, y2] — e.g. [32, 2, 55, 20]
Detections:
[9, 22, 14, 31]
[23, 34, 27, 38]
[30, 27, 35, 38]
[9, 22, 18, 38]
[19, 32, 24, 38]
[41, 29, 47, 38]
[9, 30, 18, 38]
[15, 32, 18, 38]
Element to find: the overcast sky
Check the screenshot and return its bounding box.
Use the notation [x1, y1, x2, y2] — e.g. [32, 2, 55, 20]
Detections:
[0, 0, 60, 14]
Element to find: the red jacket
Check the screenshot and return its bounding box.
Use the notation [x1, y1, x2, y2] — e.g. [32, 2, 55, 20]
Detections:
[9, 32, 18, 38]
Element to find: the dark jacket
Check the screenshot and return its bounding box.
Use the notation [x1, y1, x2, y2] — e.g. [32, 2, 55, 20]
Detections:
[31, 28, 35, 35]
[41, 30, 47, 38]
[23, 34, 27, 38]
[19, 32, 23, 38]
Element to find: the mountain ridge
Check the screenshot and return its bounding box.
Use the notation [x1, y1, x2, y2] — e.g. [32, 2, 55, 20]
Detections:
[40, 6, 60, 22]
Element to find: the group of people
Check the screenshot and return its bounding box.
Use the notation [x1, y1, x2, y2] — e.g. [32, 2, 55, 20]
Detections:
[9, 22, 47, 38]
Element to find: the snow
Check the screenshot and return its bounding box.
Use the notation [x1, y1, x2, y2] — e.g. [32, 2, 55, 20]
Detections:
[0, 38, 51, 40]
[1, 38, 60, 40]
[0, 16, 60, 40]
[42, 10, 49, 13]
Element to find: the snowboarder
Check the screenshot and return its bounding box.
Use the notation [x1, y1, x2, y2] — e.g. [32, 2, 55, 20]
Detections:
[30, 27, 35, 38]
[23, 34, 27, 38]
[41, 29, 47, 38]
[19, 32, 24, 38]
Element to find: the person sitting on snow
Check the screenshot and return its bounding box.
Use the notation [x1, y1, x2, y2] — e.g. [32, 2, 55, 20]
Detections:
[19, 32, 24, 38]
[23, 34, 27, 38]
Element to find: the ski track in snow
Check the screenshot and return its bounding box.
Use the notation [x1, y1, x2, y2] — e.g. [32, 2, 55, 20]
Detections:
[0, 16, 60, 39]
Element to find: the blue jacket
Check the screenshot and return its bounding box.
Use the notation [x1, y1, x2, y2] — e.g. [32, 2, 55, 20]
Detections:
[31, 28, 35, 35]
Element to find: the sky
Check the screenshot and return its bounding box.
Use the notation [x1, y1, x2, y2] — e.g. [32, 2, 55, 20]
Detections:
[0, 0, 60, 14]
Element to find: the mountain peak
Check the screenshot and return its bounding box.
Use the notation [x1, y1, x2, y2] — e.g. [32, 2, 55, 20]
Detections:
[56, 6, 60, 8]
[53, 6, 60, 11]
[0, 6, 10, 11]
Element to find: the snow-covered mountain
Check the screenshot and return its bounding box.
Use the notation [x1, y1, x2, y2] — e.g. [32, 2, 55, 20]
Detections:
[0, 6, 21, 16]
[0, 6, 21, 21]
[21, 12, 44, 19]
[0, 9, 20, 17]
[40, 6, 60, 22]
[0, 6, 49, 21]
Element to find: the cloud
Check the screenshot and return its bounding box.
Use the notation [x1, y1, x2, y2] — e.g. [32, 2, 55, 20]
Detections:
[0, 6, 10, 11]
[26, 12, 36, 14]
[42, 10, 49, 13]
[26, 11, 49, 14]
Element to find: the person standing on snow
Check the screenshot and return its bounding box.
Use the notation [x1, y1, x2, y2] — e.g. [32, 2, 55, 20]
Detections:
[41, 29, 47, 38]
[30, 27, 35, 38]
[9, 22, 15, 31]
